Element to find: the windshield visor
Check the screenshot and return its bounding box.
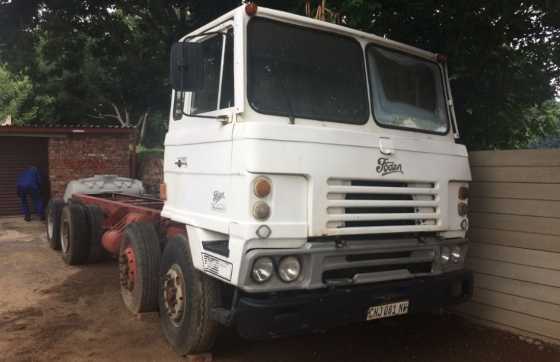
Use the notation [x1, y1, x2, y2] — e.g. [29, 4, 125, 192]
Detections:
[248, 18, 369, 124]
[367, 46, 449, 134]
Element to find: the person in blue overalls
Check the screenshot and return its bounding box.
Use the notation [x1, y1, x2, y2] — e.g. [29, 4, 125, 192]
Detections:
[16, 166, 45, 222]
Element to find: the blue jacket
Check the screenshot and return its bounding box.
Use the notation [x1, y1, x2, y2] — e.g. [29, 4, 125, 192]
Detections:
[17, 167, 42, 191]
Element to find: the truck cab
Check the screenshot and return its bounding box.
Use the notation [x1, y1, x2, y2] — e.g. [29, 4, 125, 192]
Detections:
[163, 3, 472, 352]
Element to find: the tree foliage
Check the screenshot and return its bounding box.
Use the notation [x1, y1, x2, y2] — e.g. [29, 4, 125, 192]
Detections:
[0, 0, 559, 149]
[0, 63, 54, 124]
[527, 100, 560, 148]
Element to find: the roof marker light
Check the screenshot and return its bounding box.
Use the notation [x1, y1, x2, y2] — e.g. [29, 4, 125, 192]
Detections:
[245, 3, 258, 16]
[436, 53, 448, 63]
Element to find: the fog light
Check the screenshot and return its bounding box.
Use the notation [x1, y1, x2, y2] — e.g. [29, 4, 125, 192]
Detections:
[451, 246, 462, 263]
[440, 246, 451, 264]
[252, 201, 271, 220]
[252, 257, 274, 283]
[253, 177, 272, 198]
[458, 202, 469, 216]
[256, 225, 271, 239]
[278, 256, 301, 283]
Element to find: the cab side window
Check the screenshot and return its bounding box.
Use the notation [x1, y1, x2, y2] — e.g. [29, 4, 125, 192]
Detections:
[191, 29, 234, 115]
[173, 29, 234, 120]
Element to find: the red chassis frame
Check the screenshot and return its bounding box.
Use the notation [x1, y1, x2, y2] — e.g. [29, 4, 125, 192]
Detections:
[72, 193, 184, 255]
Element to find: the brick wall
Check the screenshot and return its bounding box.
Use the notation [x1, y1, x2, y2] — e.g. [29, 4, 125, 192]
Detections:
[48, 133, 135, 197]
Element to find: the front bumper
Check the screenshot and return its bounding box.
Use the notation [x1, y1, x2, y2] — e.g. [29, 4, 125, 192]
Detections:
[232, 270, 473, 339]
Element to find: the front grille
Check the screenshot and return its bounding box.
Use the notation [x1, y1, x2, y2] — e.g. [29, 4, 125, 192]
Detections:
[326, 179, 440, 235]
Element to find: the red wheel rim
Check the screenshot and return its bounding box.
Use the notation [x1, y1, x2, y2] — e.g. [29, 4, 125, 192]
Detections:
[119, 246, 137, 291]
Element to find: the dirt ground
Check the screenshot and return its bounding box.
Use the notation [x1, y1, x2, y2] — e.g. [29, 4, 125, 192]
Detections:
[0, 216, 559, 362]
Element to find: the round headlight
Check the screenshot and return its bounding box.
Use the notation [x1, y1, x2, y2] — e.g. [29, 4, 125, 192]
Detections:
[451, 246, 462, 263]
[278, 256, 301, 283]
[254, 177, 272, 198]
[440, 246, 451, 264]
[251, 257, 274, 283]
[252, 201, 271, 220]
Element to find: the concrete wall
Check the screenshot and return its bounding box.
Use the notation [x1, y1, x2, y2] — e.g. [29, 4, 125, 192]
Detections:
[48, 133, 135, 197]
[456, 149, 560, 344]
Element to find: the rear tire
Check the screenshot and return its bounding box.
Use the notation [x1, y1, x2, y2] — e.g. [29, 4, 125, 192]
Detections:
[85, 204, 108, 263]
[60, 204, 90, 265]
[159, 234, 222, 356]
[119, 222, 161, 313]
[46, 198, 65, 250]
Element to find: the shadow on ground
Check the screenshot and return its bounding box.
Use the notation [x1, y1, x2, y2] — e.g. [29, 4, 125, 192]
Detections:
[0, 217, 558, 362]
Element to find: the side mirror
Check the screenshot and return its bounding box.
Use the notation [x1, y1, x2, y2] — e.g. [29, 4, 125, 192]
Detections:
[170, 42, 204, 91]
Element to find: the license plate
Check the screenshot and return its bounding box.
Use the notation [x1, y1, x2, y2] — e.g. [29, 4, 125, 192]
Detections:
[366, 300, 409, 321]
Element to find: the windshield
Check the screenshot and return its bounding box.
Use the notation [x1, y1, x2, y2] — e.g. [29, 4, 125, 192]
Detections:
[366, 46, 449, 134]
[247, 18, 369, 124]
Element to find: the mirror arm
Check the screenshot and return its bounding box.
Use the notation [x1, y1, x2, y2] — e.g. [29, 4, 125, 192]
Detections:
[181, 30, 227, 41]
[181, 112, 230, 124]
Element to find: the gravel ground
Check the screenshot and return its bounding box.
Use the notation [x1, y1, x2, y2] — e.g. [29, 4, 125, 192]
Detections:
[0, 216, 558, 362]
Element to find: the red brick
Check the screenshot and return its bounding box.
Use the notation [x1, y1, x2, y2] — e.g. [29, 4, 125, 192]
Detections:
[48, 133, 136, 197]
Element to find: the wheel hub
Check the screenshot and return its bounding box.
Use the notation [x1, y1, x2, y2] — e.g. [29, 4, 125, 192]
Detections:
[119, 247, 137, 291]
[163, 264, 185, 325]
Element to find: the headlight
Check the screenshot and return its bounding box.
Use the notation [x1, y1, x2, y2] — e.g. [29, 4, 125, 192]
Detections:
[252, 201, 271, 220]
[440, 246, 451, 264]
[278, 256, 301, 283]
[253, 177, 272, 198]
[251, 257, 274, 283]
[451, 246, 462, 263]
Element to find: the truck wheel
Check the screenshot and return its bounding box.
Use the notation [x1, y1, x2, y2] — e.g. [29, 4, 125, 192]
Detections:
[119, 222, 161, 314]
[159, 234, 222, 356]
[46, 198, 65, 250]
[85, 204, 108, 263]
[60, 204, 90, 265]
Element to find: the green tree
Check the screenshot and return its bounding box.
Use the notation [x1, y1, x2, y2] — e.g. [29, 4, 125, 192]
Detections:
[526, 100, 560, 147]
[0, 63, 44, 124]
[303, 0, 560, 149]
[1, 0, 559, 149]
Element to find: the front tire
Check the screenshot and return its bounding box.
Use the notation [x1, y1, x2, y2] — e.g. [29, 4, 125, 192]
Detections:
[46, 198, 65, 250]
[159, 234, 222, 356]
[119, 222, 161, 313]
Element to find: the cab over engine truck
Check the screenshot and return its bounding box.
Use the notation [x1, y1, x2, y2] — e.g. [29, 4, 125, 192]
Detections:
[46, 4, 473, 356]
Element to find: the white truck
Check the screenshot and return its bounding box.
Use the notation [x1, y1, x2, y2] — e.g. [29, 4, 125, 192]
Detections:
[47, 4, 472, 357]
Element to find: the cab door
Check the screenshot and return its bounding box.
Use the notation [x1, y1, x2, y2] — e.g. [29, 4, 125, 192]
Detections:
[163, 23, 236, 233]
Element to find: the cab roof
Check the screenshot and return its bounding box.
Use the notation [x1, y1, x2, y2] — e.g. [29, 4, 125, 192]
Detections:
[184, 5, 440, 62]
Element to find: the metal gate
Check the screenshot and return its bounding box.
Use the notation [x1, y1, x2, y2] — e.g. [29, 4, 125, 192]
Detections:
[0, 137, 49, 216]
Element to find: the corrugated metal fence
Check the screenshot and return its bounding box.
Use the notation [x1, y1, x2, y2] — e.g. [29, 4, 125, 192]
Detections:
[456, 149, 560, 344]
